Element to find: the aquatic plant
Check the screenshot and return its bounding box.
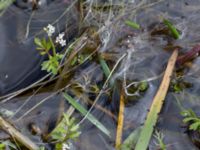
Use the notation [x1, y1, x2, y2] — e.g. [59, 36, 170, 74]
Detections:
[125, 20, 140, 30]
[0, 140, 17, 150]
[181, 109, 200, 132]
[120, 127, 141, 150]
[163, 18, 180, 39]
[51, 114, 81, 142]
[50, 113, 81, 149]
[34, 24, 65, 75]
[153, 130, 166, 150]
[171, 79, 192, 93]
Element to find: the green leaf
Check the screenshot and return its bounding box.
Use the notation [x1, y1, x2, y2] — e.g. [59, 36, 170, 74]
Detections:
[41, 61, 50, 71]
[46, 41, 52, 51]
[34, 37, 43, 48]
[39, 146, 45, 150]
[99, 56, 110, 78]
[138, 82, 149, 92]
[173, 84, 182, 93]
[41, 38, 47, 47]
[120, 127, 141, 150]
[163, 19, 180, 39]
[181, 109, 196, 117]
[0, 143, 5, 149]
[189, 122, 200, 131]
[63, 93, 111, 137]
[51, 113, 81, 143]
[98, 55, 114, 87]
[125, 20, 140, 30]
[183, 117, 196, 123]
[0, 0, 14, 12]
[40, 52, 46, 55]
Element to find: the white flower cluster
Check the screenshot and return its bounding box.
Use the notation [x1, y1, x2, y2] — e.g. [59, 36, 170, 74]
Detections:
[56, 32, 66, 47]
[43, 24, 66, 47]
[62, 143, 70, 150]
[44, 24, 55, 37]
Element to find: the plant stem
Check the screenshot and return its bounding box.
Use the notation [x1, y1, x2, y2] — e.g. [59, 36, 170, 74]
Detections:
[163, 19, 180, 39]
[49, 36, 56, 56]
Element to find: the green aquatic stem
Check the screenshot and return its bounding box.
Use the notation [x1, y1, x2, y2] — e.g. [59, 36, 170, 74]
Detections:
[163, 19, 180, 39]
[63, 93, 111, 137]
[98, 55, 114, 87]
[99, 55, 111, 78]
[125, 20, 140, 30]
[49, 36, 57, 56]
[120, 127, 141, 150]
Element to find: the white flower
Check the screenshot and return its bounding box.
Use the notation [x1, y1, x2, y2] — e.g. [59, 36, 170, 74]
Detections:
[56, 32, 66, 47]
[44, 24, 55, 37]
[62, 143, 70, 150]
[57, 33, 65, 39]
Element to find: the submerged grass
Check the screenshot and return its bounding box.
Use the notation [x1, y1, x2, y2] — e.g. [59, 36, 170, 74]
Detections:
[120, 127, 141, 150]
[63, 93, 111, 137]
[163, 19, 180, 39]
[0, 0, 14, 15]
[135, 50, 178, 150]
[98, 55, 115, 87]
[125, 20, 140, 30]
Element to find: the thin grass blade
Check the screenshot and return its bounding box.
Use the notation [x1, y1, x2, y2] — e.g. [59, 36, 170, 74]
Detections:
[63, 93, 111, 137]
[163, 19, 180, 39]
[125, 20, 140, 30]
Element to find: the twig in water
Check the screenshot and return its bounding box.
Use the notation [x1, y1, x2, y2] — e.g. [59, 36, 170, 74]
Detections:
[115, 89, 125, 149]
[0, 116, 39, 150]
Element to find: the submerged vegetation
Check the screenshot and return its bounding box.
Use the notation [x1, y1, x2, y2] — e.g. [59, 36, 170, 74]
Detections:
[181, 109, 200, 132]
[50, 113, 81, 150]
[0, 0, 200, 150]
[153, 130, 166, 150]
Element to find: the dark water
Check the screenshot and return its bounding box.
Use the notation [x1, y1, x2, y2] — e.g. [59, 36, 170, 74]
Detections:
[0, 0, 79, 95]
[1, 0, 200, 150]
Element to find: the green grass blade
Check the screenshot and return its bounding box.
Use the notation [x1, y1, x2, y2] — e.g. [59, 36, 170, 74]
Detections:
[98, 55, 114, 87]
[125, 20, 140, 30]
[163, 19, 180, 39]
[63, 93, 111, 137]
[120, 127, 141, 150]
[0, 0, 14, 11]
[135, 50, 178, 150]
[99, 56, 111, 78]
[0, 0, 14, 16]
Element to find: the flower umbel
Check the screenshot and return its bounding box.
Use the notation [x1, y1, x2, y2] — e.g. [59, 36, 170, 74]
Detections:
[56, 32, 66, 47]
[44, 24, 55, 37]
[62, 143, 70, 150]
